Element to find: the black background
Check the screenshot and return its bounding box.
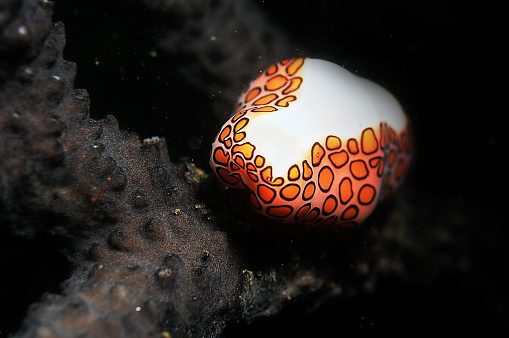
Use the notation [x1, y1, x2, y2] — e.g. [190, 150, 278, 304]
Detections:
[1, 1, 507, 336]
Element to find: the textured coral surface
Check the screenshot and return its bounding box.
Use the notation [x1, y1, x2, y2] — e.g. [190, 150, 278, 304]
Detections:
[1, 0, 506, 337]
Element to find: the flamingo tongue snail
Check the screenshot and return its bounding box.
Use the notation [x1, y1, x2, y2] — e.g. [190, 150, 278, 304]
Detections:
[210, 58, 412, 226]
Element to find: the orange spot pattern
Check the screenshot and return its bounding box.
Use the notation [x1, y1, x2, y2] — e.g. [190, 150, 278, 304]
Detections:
[326, 136, 341, 150]
[288, 165, 300, 181]
[210, 58, 412, 226]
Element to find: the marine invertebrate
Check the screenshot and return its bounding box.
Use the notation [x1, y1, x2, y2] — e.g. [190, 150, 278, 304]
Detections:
[210, 58, 412, 225]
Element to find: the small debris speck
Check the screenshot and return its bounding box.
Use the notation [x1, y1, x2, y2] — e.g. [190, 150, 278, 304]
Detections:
[173, 208, 181, 215]
[158, 268, 172, 278]
[242, 269, 254, 287]
[143, 136, 160, 145]
[135, 306, 141, 312]
[17, 26, 27, 35]
[184, 162, 208, 183]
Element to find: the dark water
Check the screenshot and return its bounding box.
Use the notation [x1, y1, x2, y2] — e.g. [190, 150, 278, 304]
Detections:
[1, 1, 506, 336]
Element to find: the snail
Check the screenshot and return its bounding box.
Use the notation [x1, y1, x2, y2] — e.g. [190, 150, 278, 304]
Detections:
[210, 58, 411, 226]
